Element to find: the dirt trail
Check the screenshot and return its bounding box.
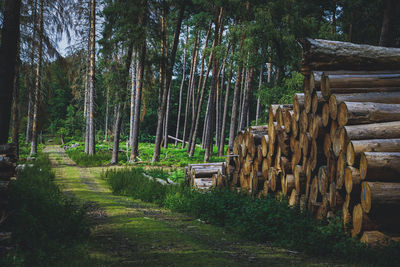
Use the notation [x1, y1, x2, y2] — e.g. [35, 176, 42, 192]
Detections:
[44, 145, 332, 266]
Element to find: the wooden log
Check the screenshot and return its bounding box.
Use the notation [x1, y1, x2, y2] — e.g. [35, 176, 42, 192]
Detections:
[294, 165, 306, 194]
[249, 125, 268, 134]
[276, 126, 289, 156]
[256, 145, 263, 164]
[321, 103, 330, 127]
[311, 91, 324, 114]
[283, 110, 293, 134]
[291, 140, 301, 171]
[329, 92, 400, 121]
[361, 231, 400, 247]
[299, 110, 308, 133]
[332, 127, 348, 157]
[293, 93, 304, 122]
[329, 120, 338, 142]
[193, 167, 224, 178]
[291, 115, 299, 138]
[336, 151, 346, 190]
[261, 158, 269, 179]
[282, 174, 295, 196]
[310, 115, 323, 139]
[352, 204, 378, 237]
[361, 181, 400, 214]
[342, 204, 352, 228]
[268, 122, 277, 156]
[268, 167, 281, 192]
[323, 133, 331, 159]
[344, 166, 361, 194]
[347, 138, 400, 166]
[338, 102, 400, 127]
[318, 165, 328, 195]
[262, 179, 269, 197]
[289, 189, 299, 207]
[344, 121, 400, 140]
[261, 135, 269, 157]
[280, 156, 291, 175]
[309, 71, 323, 91]
[309, 176, 319, 204]
[304, 90, 312, 113]
[300, 38, 400, 71]
[302, 133, 311, 157]
[360, 152, 400, 181]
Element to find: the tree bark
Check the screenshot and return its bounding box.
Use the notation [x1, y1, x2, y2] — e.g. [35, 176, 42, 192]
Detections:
[361, 181, 400, 214]
[300, 38, 400, 71]
[153, 2, 185, 162]
[104, 86, 110, 142]
[111, 103, 123, 164]
[87, 0, 96, 155]
[344, 121, 400, 140]
[360, 152, 400, 181]
[239, 67, 254, 131]
[11, 30, 20, 157]
[204, 7, 223, 162]
[131, 38, 146, 160]
[338, 101, 400, 127]
[379, 0, 395, 47]
[129, 50, 137, 146]
[181, 33, 199, 148]
[218, 44, 235, 156]
[175, 27, 188, 146]
[30, 0, 43, 155]
[0, 0, 21, 144]
[255, 63, 264, 125]
[163, 83, 171, 148]
[26, 0, 37, 144]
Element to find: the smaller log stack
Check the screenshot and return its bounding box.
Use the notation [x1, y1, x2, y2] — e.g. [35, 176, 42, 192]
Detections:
[0, 143, 17, 220]
[218, 38, 400, 246]
[185, 162, 226, 190]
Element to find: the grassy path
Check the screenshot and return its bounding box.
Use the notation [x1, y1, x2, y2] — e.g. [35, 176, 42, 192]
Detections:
[44, 145, 330, 266]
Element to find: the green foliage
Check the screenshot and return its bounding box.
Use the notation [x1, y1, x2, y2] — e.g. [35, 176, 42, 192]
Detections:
[105, 168, 400, 266]
[5, 154, 90, 265]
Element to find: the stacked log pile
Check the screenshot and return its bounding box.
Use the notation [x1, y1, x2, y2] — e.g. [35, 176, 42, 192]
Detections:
[0, 143, 17, 221]
[221, 38, 400, 246]
[185, 162, 226, 190]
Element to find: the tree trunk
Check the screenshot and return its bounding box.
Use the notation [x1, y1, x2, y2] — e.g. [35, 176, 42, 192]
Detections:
[0, 0, 21, 144]
[84, 43, 90, 153]
[11, 30, 20, 157]
[175, 27, 188, 146]
[87, 0, 96, 155]
[30, 0, 43, 155]
[26, 0, 37, 144]
[187, 41, 213, 156]
[111, 103, 123, 164]
[238, 67, 246, 133]
[239, 67, 254, 131]
[218, 45, 235, 156]
[181, 33, 199, 148]
[153, 2, 185, 162]
[131, 38, 146, 160]
[204, 7, 222, 162]
[379, 0, 395, 47]
[104, 86, 110, 142]
[163, 83, 171, 148]
[255, 63, 264, 125]
[129, 50, 137, 146]
[344, 121, 400, 140]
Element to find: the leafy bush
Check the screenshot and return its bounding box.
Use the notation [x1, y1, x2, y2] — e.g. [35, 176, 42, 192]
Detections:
[105, 168, 400, 266]
[5, 154, 90, 265]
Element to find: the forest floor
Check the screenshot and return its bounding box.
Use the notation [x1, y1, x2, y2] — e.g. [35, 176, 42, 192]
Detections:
[44, 145, 336, 266]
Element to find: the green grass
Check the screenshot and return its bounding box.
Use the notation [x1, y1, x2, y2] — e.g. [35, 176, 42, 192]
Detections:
[3, 153, 90, 266]
[104, 167, 400, 266]
[45, 145, 322, 266]
[64, 140, 226, 167]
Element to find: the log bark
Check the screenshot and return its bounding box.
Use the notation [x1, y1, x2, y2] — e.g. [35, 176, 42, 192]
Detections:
[338, 102, 400, 127]
[359, 152, 400, 181]
[347, 138, 400, 166]
[361, 181, 400, 214]
[293, 93, 304, 122]
[344, 121, 400, 140]
[300, 38, 400, 71]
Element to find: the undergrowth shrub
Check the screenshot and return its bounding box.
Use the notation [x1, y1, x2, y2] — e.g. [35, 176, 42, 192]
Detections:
[5, 154, 90, 265]
[67, 150, 114, 166]
[105, 167, 400, 266]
